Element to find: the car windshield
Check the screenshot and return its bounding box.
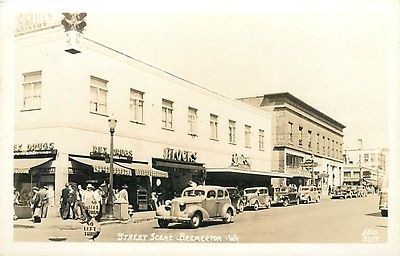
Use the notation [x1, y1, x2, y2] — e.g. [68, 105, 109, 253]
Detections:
[300, 187, 309, 191]
[227, 189, 238, 195]
[244, 189, 258, 194]
[182, 189, 205, 197]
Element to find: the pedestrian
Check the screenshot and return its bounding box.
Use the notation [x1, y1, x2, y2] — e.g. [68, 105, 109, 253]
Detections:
[38, 186, 50, 218]
[61, 183, 70, 219]
[84, 184, 101, 221]
[30, 187, 40, 222]
[67, 184, 77, 219]
[99, 182, 108, 217]
[117, 184, 129, 203]
[76, 185, 87, 221]
[13, 187, 20, 220]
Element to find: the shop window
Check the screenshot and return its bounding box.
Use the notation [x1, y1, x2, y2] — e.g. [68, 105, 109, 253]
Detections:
[188, 107, 198, 135]
[259, 129, 264, 150]
[229, 120, 236, 144]
[22, 71, 42, 110]
[288, 122, 293, 143]
[162, 99, 173, 129]
[245, 125, 251, 148]
[130, 89, 144, 123]
[210, 114, 218, 140]
[90, 76, 108, 115]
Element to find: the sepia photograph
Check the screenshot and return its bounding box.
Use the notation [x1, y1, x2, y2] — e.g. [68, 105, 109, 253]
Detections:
[0, 0, 398, 255]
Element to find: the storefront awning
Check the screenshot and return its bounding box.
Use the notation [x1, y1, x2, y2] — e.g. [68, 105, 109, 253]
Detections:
[115, 162, 169, 178]
[14, 157, 53, 174]
[206, 168, 293, 178]
[152, 158, 205, 171]
[69, 156, 133, 176]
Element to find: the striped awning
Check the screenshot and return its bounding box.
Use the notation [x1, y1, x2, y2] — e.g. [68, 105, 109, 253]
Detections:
[14, 157, 53, 174]
[69, 156, 133, 176]
[115, 162, 168, 178]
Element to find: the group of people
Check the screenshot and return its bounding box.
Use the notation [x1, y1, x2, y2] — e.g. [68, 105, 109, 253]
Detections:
[60, 182, 129, 222]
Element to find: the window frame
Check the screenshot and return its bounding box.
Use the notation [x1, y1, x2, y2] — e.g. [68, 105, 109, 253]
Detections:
[130, 88, 144, 124]
[162, 99, 174, 130]
[245, 125, 251, 148]
[188, 107, 198, 136]
[90, 76, 108, 116]
[259, 129, 265, 151]
[228, 120, 236, 144]
[21, 71, 42, 111]
[210, 114, 219, 140]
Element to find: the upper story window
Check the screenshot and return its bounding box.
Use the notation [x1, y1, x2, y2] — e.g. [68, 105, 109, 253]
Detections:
[188, 107, 198, 135]
[364, 153, 369, 162]
[322, 136, 325, 153]
[162, 99, 173, 130]
[229, 120, 236, 144]
[307, 130, 312, 149]
[130, 89, 144, 123]
[316, 134, 320, 152]
[332, 139, 335, 156]
[245, 125, 251, 148]
[288, 122, 293, 143]
[298, 126, 303, 147]
[210, 114, 218, 140]
[259, 129, 265, 150]
[327, 138, 331, 156]
[90, 76, 108, 115]
[370, 153, 376, 162]
[22, 71, 42, 110]
[335, 141, 339, 158]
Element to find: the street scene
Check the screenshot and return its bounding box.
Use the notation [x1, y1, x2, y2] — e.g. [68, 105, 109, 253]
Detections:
[0, 2, 395, 255]
[14, 194, 387, 243]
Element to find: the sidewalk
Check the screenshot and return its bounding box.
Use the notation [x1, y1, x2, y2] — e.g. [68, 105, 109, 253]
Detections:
[14, 210, 156, 229]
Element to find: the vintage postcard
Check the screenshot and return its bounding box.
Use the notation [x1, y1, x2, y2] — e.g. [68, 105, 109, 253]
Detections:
[0, 0, 398, 256]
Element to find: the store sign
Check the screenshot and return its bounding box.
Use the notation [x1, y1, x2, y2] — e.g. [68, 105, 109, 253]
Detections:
[163, 148, 197, 162]
[231, 154, 251, 169]
[92, 146, 133, 157]
[15, 13, 61, 35]
[14, 142, 57, 157]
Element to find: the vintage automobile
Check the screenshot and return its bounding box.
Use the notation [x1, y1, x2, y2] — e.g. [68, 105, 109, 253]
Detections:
[379, 190, 388, 217]
[270, 186, 300, 207]
[349, 185, 359, 198]
[298, 185, 320, 204]
[225, 187, 245, 213]
[356, 185, 367, 197]
[243, 187, 271, 211]
[155, 185, 236, 229]
[331, 185, 352, 199]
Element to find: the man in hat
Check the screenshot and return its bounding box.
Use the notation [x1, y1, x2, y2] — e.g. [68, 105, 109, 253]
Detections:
[99, 182, 108, 218]
[38, 186, 50, 218]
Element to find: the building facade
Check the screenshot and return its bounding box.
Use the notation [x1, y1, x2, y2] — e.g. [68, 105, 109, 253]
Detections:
[14, 26, 273, 211]
[345, 146, 388, 190]
[239, 93, 346, 195]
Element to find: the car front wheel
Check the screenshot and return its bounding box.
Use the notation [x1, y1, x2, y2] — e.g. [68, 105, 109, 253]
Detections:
[157, 219, 169, 228]
[238, 201, 244, 212]
[283, 199, 289, 207]
[253, 201, 259, 211]
[223, 209, 234, 224]
[190, 212, 202, 229]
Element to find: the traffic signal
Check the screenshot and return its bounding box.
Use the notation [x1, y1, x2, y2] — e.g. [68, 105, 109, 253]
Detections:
[61, 13, 87, 33]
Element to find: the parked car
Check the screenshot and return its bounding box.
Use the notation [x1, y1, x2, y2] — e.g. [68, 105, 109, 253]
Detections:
[155, 185, 236, 228]
[298, 186, 320, 204]
[243, 187, 271, 211]
[331, 185, 352, 199]
[349, 185, 359, 198]
[379, 190, 388, 217]
[270, 186, 300, 207]
[225, 187, 245, 213]
[356, 185, 367, 197]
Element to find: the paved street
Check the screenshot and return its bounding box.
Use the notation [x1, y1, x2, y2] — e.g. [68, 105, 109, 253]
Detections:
[14, 194, 386, 243]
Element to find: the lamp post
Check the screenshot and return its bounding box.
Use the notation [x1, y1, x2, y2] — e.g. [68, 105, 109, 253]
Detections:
[107, 118, 117, 220]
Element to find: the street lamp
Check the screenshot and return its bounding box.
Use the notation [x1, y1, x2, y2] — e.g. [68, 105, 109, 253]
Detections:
[107, 118, 117, 220]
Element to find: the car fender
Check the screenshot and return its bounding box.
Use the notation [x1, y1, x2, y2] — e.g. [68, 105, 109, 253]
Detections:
[155, 205, 170, 217]
[248, 197, 259, 205]
[185, 205, 210, 220]
[220, 203, 236, 218]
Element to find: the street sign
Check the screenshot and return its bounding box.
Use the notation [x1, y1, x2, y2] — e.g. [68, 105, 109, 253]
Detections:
[83, 218, 101, 241]
[87, 197, 100, 218]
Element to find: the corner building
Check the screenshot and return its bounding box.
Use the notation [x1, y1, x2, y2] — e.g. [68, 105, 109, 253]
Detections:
[14, 26, 273, 211]
[239, 93, 346, 195]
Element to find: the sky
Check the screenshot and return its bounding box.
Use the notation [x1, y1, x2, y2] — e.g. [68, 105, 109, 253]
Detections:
[66, 1, 394, 150]
[1, 2, 398, 253]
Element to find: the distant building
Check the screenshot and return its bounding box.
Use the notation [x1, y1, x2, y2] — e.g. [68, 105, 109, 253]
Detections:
[238, 93, 346, 194]
[344, 143, 388, 189]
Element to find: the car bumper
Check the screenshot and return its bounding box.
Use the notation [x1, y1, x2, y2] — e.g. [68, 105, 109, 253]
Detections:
[155, 215, 191, 222]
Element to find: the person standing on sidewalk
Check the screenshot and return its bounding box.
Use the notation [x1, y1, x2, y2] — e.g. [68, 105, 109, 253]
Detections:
[99, 182, 108, 218]
[38, 186, 49, 218]
[61, 183, 70, 219]
[30, 187, 40, 222]
[67, 184, 77, 219]
[76, 185, 87, 221]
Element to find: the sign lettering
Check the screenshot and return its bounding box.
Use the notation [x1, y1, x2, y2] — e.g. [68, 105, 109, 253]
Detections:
[163, 148, 197, 162]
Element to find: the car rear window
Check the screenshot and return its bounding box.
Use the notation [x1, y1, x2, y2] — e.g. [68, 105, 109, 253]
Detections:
[245, 189, 258, 194]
